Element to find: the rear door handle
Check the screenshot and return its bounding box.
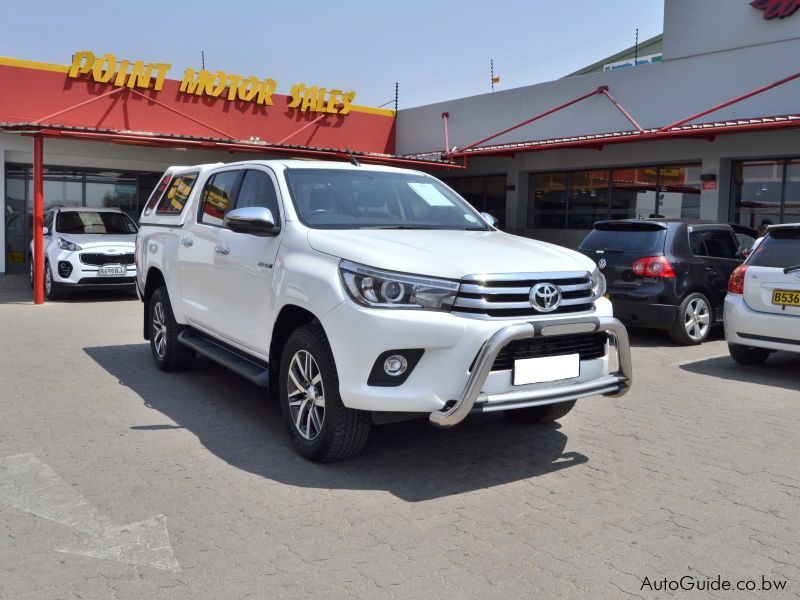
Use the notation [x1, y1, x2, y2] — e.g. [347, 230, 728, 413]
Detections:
[181, 238, 193, 247]
[214, 245, 230, 255]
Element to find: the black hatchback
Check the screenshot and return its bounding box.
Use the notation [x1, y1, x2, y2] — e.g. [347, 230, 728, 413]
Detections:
[578, 219, 757, 345]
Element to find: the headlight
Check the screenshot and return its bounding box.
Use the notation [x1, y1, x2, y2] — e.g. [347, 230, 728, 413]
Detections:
[57, 237, 82, 251]
[591, 267, 607, 299]
[339, 260, 459, 311]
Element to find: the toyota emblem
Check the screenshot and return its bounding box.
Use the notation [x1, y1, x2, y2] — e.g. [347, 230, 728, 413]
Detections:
[598, 258, 607, 269]
[529, 283, 562, 313]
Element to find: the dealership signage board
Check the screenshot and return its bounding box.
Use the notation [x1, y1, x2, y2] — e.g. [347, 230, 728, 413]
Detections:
[603, 53, 662, 72]
[68, 50, 357, 115]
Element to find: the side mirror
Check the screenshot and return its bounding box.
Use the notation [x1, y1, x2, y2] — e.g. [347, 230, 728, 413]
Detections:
[42, 226, 50, 236]
[223, 207, 279, 236]
[480, 212, 498, 228]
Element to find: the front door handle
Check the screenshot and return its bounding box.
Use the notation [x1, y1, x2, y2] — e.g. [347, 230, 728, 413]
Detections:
[181, 238, 194, 247]
[214, 245, 230, 255]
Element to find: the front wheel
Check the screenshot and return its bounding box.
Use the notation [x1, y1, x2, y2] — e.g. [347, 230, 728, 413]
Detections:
[669, 292, 712, 345]
[44, 262, 65, 300]
[279, 324, 371, 462]
[728, 343, 771, 365]
[149, 287, 195, 371]
[505, 400, 576, 424]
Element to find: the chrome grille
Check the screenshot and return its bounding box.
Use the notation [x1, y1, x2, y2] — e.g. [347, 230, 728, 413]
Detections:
[453, 271, 595, 318]
[79, 253, 135, 266]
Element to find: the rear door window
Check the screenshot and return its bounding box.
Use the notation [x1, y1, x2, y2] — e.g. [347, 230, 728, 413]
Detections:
[199, 171, 241, 227]
[579, 226, 666, 254]
[748, 229, 800, 268]
[156, 173, 198, 215]
[691, 229, 738, 259]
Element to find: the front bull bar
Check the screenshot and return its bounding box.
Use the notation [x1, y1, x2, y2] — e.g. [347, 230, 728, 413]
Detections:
[429, 316, 632, 428]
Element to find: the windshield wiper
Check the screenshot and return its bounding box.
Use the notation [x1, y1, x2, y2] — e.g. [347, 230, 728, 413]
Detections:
[784, 264, 800, 274]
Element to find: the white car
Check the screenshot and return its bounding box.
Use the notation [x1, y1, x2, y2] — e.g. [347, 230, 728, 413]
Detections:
[30, 207, 138, 300]
[137, 160, 632, 462]
[725, 223, 800, 364]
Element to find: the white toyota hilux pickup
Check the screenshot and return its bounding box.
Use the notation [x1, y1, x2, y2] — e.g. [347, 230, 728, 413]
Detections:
[136, 160, 632, 461]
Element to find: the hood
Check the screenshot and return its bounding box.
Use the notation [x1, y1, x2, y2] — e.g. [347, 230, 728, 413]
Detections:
[307, 229, 595, 279]
[55, 233, 137, 251]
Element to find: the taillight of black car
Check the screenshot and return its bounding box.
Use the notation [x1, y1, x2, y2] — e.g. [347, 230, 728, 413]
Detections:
[631, 256, 676, 279]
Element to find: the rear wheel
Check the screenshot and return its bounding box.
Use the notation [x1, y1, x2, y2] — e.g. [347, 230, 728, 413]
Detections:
[728, 343, 771, 365]
[149, 287, 195, 371]
[505, 400, 576, 425]
[279, 324, 371, 462]
[669, 292, 712, 345]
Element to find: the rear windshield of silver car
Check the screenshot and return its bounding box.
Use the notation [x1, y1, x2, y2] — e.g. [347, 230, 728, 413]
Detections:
[56, 211, 138, 235]
[284, 168, 490, 230]
[748, 228, 800, 268]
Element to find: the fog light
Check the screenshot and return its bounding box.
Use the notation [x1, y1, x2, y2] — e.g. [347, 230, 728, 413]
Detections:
[383, 354, 408, 376]
[58, 261, 72, 278]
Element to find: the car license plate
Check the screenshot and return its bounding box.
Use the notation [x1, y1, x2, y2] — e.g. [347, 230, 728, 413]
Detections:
[772, 289, 800, 307]
[513, 354, 580, 386]
[97, 265, 127, 277]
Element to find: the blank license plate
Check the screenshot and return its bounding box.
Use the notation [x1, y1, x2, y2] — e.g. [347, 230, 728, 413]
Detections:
[513, 354, 580, 386]
[772, 289, 800, 307]
[98, 265, 127, 276]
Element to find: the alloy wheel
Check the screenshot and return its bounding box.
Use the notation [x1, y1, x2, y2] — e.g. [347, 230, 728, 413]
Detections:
[152, 302, 167, 359]
[45, 266, 52, 295]
[683, 297, 710, 341]
[287, 350, 325, 440]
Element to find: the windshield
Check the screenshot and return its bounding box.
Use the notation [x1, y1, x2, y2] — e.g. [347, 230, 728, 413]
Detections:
[284, 169, 490, 230]
[56, 211, 138, 235]
[748, 228, 800, 268]
[579, 226, 666, 254]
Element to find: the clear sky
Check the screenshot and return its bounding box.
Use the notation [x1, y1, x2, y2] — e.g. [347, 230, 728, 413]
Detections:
[2, 0, 664, 109]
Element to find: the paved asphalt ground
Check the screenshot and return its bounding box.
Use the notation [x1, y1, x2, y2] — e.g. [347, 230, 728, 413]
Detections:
[0, 274, 799, 599]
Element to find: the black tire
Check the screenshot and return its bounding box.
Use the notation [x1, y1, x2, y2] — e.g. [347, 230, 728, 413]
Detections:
[669, 292, 712, 345]
[44, 262, 65, 301]
[728, 343, 771, 365]
[279, 324, 371, 462]
[29, 256, 34, 289]
[149, 287, 195, 371]
[505, 400, 576, 425]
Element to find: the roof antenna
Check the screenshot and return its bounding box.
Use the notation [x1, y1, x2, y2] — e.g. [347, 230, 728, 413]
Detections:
[346, 149, 360, 166]
[201, 50, 205, 70]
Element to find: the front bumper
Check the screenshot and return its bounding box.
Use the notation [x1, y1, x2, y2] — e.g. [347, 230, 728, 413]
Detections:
[321, 299, 632, 425]
[429, 316, 632, 427]
[49, 249, 136, 289]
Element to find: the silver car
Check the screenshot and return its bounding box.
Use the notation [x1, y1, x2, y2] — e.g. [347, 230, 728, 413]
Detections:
[724, 223, 800, 364]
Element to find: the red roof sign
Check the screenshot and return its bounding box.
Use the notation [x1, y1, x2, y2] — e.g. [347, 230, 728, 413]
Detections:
[751, 0, 800, 19]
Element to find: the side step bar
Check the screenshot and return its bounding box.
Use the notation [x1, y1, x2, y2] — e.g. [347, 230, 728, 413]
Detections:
[178, 329, 270, 387]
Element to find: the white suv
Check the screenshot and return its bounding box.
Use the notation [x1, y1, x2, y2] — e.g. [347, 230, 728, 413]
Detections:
[136, 160, 632, 461]
[31, 207, 138, 300]
[725, 223, 800, 364]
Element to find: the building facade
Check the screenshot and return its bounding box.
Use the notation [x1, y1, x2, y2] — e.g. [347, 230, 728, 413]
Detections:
[398, 0, 800, 246]
[2, 0, 800, 275]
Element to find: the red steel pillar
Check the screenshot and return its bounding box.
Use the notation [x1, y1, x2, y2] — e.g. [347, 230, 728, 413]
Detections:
[33, 134, 44, 304]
